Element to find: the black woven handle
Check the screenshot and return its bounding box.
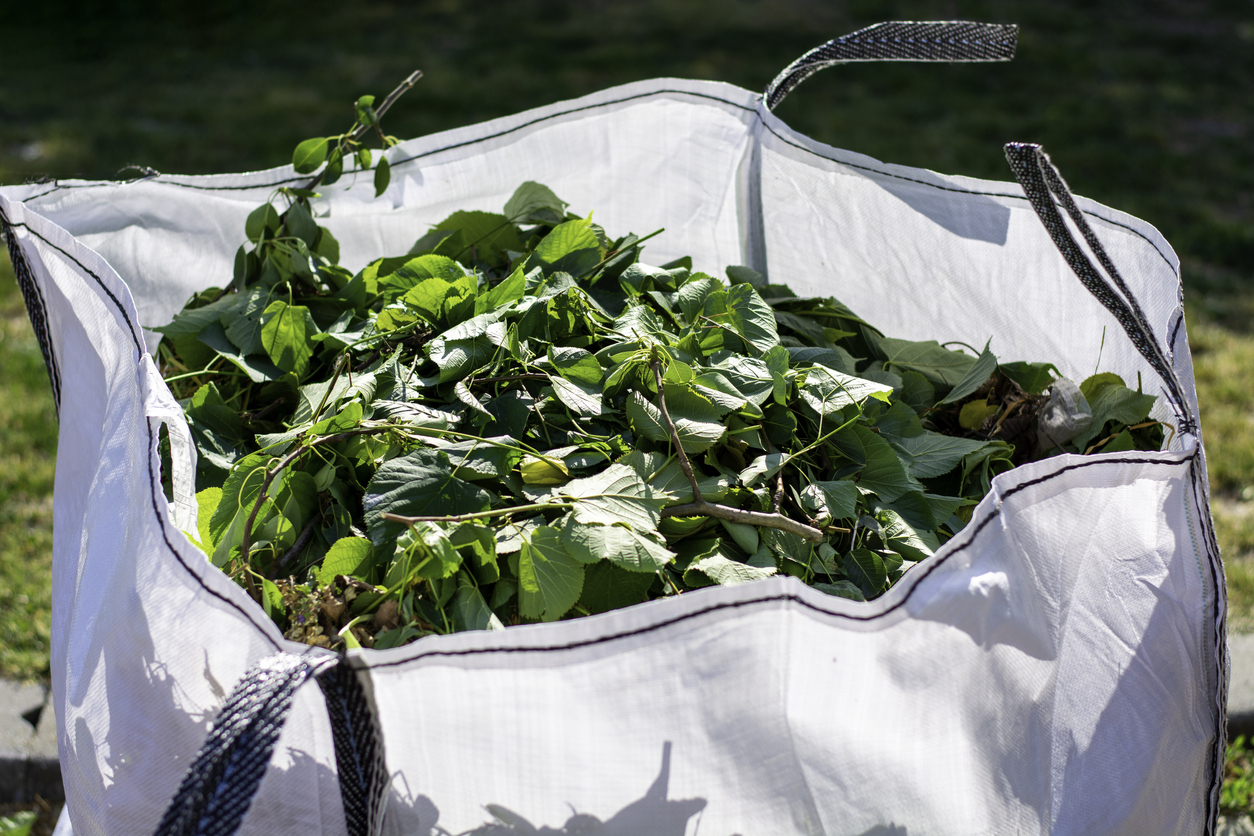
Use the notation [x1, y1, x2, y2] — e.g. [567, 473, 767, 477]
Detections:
[1003, 142, 1196, 435]
[152, 652, 389, 836]
[765, 21, 1018, 110]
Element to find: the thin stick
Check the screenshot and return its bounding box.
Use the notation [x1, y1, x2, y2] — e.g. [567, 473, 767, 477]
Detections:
[381, 502, 571, 526]
[651, 360, 702, 504]
[239, 426, 398, 582]
[650, 359, 823, 543]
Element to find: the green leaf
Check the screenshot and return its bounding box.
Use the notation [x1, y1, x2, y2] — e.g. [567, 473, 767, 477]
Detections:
[245, 203, 281, 244]
[197, 322, 285, 383]
[685, 545, 776, 587]
[362, 448, 493, 549]
[882, 338, 978, 389]
[209, 452, 274, 544]
[876, 509, 936, 562]
[620, 450, 730, 505]
[195, 487, 221, 549]
[563, 517, 675, 572]
[1075, 381, 1158, 450]
[451, 575, 504, 632]
[803, 480, 859, 521]
[292, 137, 330, 174]
[432, 210, 521, 265]
[1079, 372, 1126, 402]
[479, 265, 528, 313]
[548, 346, 603, 385]
[355, 95, 378, 126]
[391, 522, 461, 582]
[0, 810, 36, 836]
[318, 537, 374, 586]
[222, 285, 272, 356]
[504, 181, 568, 223]
[185, 382, 251, 472]
[844, 548, 887, 598]
[284, 200, 319, 247]
[626, 389, 726, 454]
[558, 462, 672, 531]
[814, 581, 865, 601]
[1000, 361, 1059, 394]
[518, 525, 584, 621]
[939, 342, 997, 404]
[899, 371, 935, 411]
[427, 336, 494, 383]
[677, 276, 723, 324]
[836, 424, 917, 502]
[260, 300, 316, 378]
[548, 375, 603, 417]
[892, 431, 991, 479]
[717, 284, 780, 353]
[580, 561, 657, 614]
[787, 346, 858, 375]
[958, 398, 999, 431]
[374, 155, 391, 198]
[726, 264, 766, 289]
[875, 399, 924, 440]
[799, 367, 894, 415]
[534, 217, 601, 276]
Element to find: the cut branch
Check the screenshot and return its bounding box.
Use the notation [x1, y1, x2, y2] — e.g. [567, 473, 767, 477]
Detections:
[650, 358, 823, 543]
[381, 502, 571, 527]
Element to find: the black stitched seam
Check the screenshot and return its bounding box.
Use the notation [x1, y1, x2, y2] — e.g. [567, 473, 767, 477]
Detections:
[7, 221, 145, 353]
[366, 451, 1195, 670]
[13, 84, 1176, 282]
[1, 210, 63, 411]
[1170, 312, 1186, 355]
[1189, 463, 1224, 835]
[145, 415, 284, 651]
[14, 215, 285, 648]
[21, 88, 757, 197]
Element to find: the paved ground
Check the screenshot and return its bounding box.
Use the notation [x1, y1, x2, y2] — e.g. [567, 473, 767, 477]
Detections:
[0, 680, 59, 803]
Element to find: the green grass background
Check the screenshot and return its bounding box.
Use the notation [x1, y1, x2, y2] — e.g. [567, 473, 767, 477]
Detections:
[2, 0, 1253, 681]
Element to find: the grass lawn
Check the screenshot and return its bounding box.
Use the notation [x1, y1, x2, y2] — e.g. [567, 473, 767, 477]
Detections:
[1, 0, 1251, 666]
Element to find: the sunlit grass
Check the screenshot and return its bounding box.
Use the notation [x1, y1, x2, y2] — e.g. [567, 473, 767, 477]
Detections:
[0, 250, 56, 682]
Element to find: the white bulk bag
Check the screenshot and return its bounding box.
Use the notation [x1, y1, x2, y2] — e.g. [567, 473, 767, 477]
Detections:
[0, 22, 1225, 836]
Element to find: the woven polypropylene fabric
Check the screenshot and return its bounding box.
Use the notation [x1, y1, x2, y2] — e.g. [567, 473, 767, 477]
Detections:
[0, 66, 1223, 835]
[765, 21, 1018, 109]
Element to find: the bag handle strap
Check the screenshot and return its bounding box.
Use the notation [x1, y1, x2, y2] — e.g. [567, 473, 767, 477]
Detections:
[152, 652, 389, 836]
[1003, 142, 1196, 435]
[764, 21, 1018, 111]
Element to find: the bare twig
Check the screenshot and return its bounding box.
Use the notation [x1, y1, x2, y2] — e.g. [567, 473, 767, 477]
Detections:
[381, 502, 571, 527]
[239, 426, 400, 585]
[272, 516, 318, 578]
[649, 358, 823, 543]
[651, 360, 702, 504]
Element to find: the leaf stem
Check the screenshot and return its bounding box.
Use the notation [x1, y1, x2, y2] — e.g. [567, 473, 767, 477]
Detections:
[381, 502, 572, 526]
